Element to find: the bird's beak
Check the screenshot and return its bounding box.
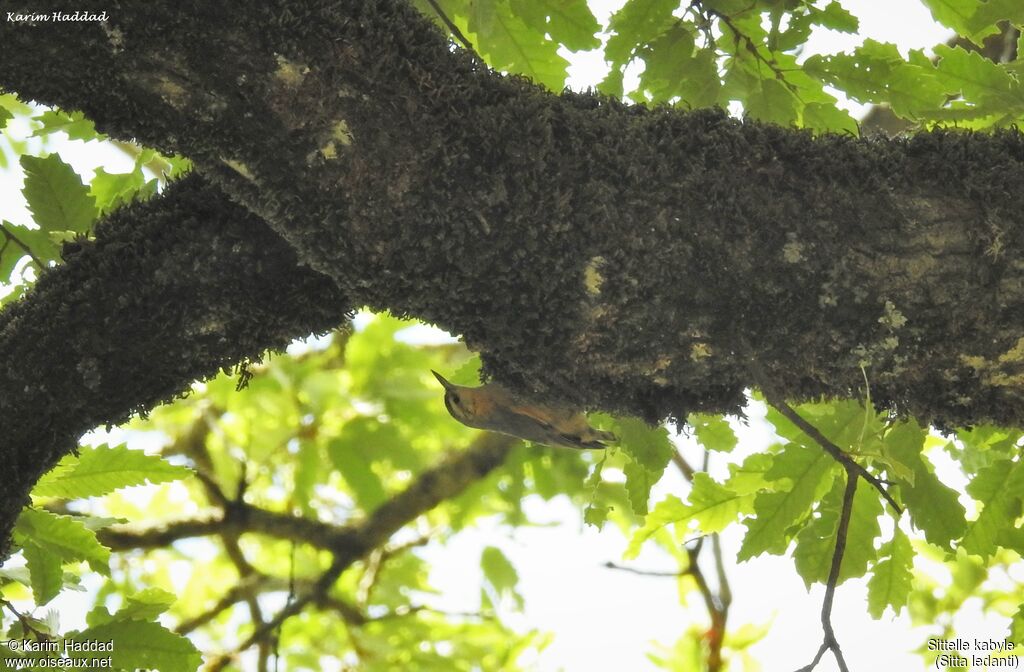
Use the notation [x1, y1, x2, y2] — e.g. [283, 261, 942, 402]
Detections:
[431, 370, 454, 389]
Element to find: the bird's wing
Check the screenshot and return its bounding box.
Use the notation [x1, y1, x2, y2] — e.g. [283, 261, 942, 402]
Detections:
[506, 403, 610, 450]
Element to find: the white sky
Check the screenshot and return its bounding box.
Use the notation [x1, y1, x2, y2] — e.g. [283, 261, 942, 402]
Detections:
[1, 2, 1004, 671]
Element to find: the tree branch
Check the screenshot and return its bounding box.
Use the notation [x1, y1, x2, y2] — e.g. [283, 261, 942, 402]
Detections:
[602, 561, 688, 578]
[204, 433, 514, 666]
[796, 467, 856, 672]
[423, 0, 475, 54]
[0, 223, 44, 270]
[0, 174, 350, 559]
[767, 398, 902, 515]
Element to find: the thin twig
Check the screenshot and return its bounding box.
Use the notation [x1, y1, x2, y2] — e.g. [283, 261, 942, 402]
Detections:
[672, 451, 695, 482]
[0, 599, 51, 641]
[602, 561, 689, 578]
[796, 468, 856, 672]
[0, 223, 44, 269]
[423, 0, 475, 54]
[740, 341, 901, 514]
[670, 444, 728, 671]
[769, 399, 902, 515]
[205, 556, 347, 672]
[693, 0, 797, 94]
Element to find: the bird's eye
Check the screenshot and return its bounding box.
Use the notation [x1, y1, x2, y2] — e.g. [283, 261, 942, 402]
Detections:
[450, 393, 461, 406]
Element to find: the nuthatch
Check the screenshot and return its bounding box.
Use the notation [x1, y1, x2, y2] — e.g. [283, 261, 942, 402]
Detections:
[431, 370, 615, 450]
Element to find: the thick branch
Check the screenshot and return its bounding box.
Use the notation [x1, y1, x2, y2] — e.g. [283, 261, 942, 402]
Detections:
[211, 433, 514, 665]
[101, 434, 514, 557]
[0, 173, 349, 558]
[2, 0, 1024, 554]
[2, 1, 1022, 431]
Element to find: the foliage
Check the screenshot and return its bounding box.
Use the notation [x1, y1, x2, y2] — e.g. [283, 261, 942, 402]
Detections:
[3, 1, 1024, 670]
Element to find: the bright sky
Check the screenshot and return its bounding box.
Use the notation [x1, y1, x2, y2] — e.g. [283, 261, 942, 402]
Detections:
[0, 2, 1002, 671]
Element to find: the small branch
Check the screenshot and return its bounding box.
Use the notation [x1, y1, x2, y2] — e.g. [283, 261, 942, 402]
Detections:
[107, 435, 514, 669]
[423, 0, 475, 54]
[711, 534, 731, 613]
[357, 531, 433, 607]
[796, 467, 856, 672]
[176, 577, 260, 635]
[672, 451, 695, 482]
[205, 556, 348, 672]
[99, 517, 226, 549]
[602, 561, 689, 578]
[0, 599, 50, 641]
[693, 0, 796, 92]
[221, 534, 271, 669]
[0, 223, 44, 270]
[768, 399, 902, 515]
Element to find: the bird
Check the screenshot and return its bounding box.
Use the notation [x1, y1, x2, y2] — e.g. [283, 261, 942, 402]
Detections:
[431, 370, 615, 450]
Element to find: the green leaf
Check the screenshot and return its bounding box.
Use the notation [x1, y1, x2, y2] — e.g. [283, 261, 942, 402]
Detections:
[744, 78, 800, 126]
[31, 109, 104, 142]
[804, 40, 948, 119]
[637, 24, 698, 104]
[90, 166, 147, 215]
[722, 452, 773, 495]
[793, 477, 882, 587]
[738, 443, 837, 561]
[810, 2, 859, 33]
[467, 0, 569, 90]
[626, 474, 754, 558]
[293, 438, 321, 515]
[617, 418, 674, 473]
[867, 529, 913, 618]
[961, 459, 1024, 559]
[604, 0, 679, 67]
[691, 414, 737, 453]
[886, 421, 966, 549]
[1012, 602, 1024, 647]
[67, 620, 202, 672]
[20, 154, 98, 233]
[677, 49, 723, 109]
[22, 541, 63, 606]
[481, 546, 522, 610]
[625, 494, 687, 558]
[933, 44, 1023, 109]
[509, 0, 600, 51]
[922, 0, 1024, 45]
[598, 67, 625, 98]
[13, 508, 110, 575]
[583, 504, 611, 528]
[623, 459, 656, 516]
[617, 418, 674, 516]
[1, 220, 62, 281]
[32, 443, 193, 499]
[801, 102, 859, 136]
[328, 422, 391, 511]
[685, 472, 755, 534]
[0, 565, 33, 588]
[87, 587, 177, 626]
[117, 588, 177, 622]
[449, 354, 483, 386]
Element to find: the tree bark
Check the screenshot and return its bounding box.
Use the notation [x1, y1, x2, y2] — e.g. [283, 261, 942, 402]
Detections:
[2, 0, 1024, 554]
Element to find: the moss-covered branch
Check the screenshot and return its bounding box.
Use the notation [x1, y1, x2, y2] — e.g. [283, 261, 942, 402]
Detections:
[2, 0, 1024, 552]
[0, 174, 349, 557]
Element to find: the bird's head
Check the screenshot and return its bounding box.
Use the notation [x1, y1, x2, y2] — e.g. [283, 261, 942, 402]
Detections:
[432, 370, 478, 426]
